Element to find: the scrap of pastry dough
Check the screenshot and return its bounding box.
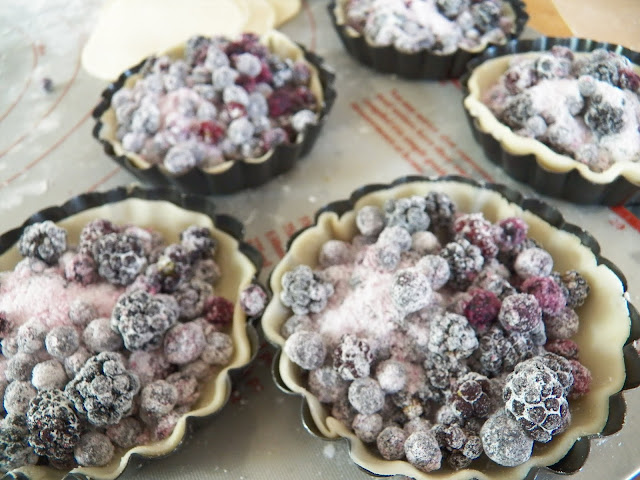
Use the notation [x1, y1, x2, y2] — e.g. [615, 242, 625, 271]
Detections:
[82, 0, 302, 80]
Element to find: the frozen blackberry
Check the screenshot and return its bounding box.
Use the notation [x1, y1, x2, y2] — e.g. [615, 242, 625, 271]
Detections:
[473, 268, 516, 300]
[154, 244, 194, 292]
[470, 0, 501, 31]
[424, 191, 456, 231]
[31, 360, 68, 391]
[111, 290, 179, 352]
[193, 258, 221, 284]
[472, 325, 537, 376]
[333, 334, 373, 381]
[239, 283, 268, 317]
[352, 413, 383, 443]
[480, 409, 533, 466]
[384, 196, 430, 234]
[423, 352, 469, 393]
[436, 0, 469, 18]
[140, 380, 178, 419]
[174, 280, 213, 320]
[377, 425, 407, 460]
[319, 240, 352, 267]
[568, 359, 591, 399]
[404, 430, 442, 473]
[106, 417, 145, 448]
[16, 322, 46, 354]
[6, 352, 37, 382]
[521, 276, 566, 315]
[500, 93, 533, 129]
[454, 213, 500, 259]
[201, 331, 233, 365]
[283, 331, 326, 370]
[503, 356, 571, 442]
[63, 347, 91, 378]
[280, 265, 334, 315]
[163, 322, 206, 365]
[180, 226, 217, 261]
[376, 359, 407, 394]
[578, 52, 621, 85]
[432, 423, 466, 451]
[543, 307, 579, 340]
[68, 299, 98, 326]
[74, 431, 114, 467]
[416, 255, 450, 290]
[65, 352, 140, 427]
[4, 381, 36, 415]
[356, 205, 386, 237]
[27, 389, 82, 463]
[83, 317, 124, 353]
[514, 247, 553, 279]
[545, 339, 579, 360]
[308, 366, 348, 403]
[348, 377, 384, 415]
[64, 252, 98, 285]
[440, 239, 484, 290]
[463, 289, 501, 331]
[204, 295, 234, 325]
[18, 221, 67, 264]
[94, 233, 147, 286]
[450, 372, 493, 419]
[0, 413, 39, 472]
[531, 353, 574, 395]
[558, 270, 590, 309]
[280, 314, 313, 339]
[45, 326, 79, 359]
[391, 268, 432, 315]
[428, 312, 478, 359]
[498, 293, 542, 333]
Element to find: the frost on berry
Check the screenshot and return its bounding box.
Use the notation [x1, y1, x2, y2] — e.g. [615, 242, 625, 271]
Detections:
[284, 331, 326, 370]
[376, 425, 407, 460]
[356, 205, 386, 237]
[333, 334, 373, 381]
[94, 233, 148, 286]
[521, 276, 566, 315]
[427, 312, 478, 359]
[557, 270, 590, 309]
[424, 191, 456, 231]
[280, 265, 334, 315]
[174, 280, 213, 320]
[450, 372, 493, 419]
[348, 377, 384, 415]
[0, 414, 39, 472]
[440, 239, 484, 290]
[454, 213, 500, 259]
[84, 318, 124, 353]
[463, 289, 501, 331]
[404, 430, 442, 473]
[74, 431, 114, 467]
[18, 221, 67, 264]
[498, 293, 542, 333]
[352, 413, 383, 443]
[308, 366, 348, 403]
[239, 283, 268, 317]
[514, 247, 553, 279]
[480, 409, 533, 466]
[391, 268, 432, 315]
[384, 196, 430, 234]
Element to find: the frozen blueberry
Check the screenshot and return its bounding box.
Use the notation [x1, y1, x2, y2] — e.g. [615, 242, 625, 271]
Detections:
[18, 221, 67, 264]
[128, 350, 173, 386]
[193, 258, 221, 284]
[68, 299, 98, 326]
[64, 252, 98, 285]
[106, 417, 145, 448]
[521, 276, 566, 315]
[141, 380, 178, 418]
[83, 317, 124, 353]
[174, 280, 213, 320]
[16, 322, 46, 354]
[378, 226, 412, 252]
[333, 334, 373, 381]
[500, 93, 533, 129]
[284, 331, 326, 370]
[348, 377, 384, 414]
[480, 409, 533, 466]
[356, 205, 386, 237]
[391, 268, 432, 314]
[227, 117, 255, 145]
[164, 322, 206, 365]
[201, 331, 233, 366]
[498, 293, 542, 333]
[64, 347, 91, 378]
[74, 431, 114, 467]
[353, 413, 383, 443]
[239, 283, 268, 317]
[428, 312, 478, 359]
[280, 265, 334, 315]
[131, 103, 161, 134]
[384, 196, 430, 234]
[308, 366, 348, 403]
[6, 352, 37, 382]
[319, 240, 352, 267]
[377, 426, 407, 460]
[411, 231, 440, 255]
[4, 381, 36, 415]
[280, 314, 313, 339]
[514, 247, 553, 279]
[291, 109, 317, 132]
[32, 359, 68, 391]
[404, 430, 442, 473]
[164, 145, 198, 174]
[165, 371, 199, 406]
[376, 359, 407, 394]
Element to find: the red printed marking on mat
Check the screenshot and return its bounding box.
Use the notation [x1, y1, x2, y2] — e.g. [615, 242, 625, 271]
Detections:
[87, 166, 121, 192]
[283, 222, 297, 237]
[299, 215, 313, 227]
[0, 27, 38, 126]
[610, 206, 640, 235]
[265, 230, 286, 258]
[246, 237, 273, 268]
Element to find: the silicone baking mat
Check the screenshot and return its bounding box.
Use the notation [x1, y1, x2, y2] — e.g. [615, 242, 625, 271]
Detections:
[1, 1, 639, 479]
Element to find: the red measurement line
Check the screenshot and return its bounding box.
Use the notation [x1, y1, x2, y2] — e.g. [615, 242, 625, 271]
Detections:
[0, 43, 83, 158]
[610, 206, 640, 235]
[299, 215, 313, 227]
[246, 237, 272, 268]
[389, 88, 493, 181]
[1, 109, 92, 187]
[0, 28, 38, 125]
[302, 0, 317, 52]
[265, 230, 285, 258]
[283, 222, 297, 237]
[87, 167, 121, 192]
[351, 102, 422, 173]
[451, 79, 462, 90]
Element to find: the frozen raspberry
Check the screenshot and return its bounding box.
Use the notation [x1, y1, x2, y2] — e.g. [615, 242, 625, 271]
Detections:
[391, 268, 432, 315]
[416, 255, 450, 290]
[16, 322, 46, 354]
[521, 276, 566, 315]
[543, 307, 579, 340]
[180, 226, 217, 261]
[480, 409, 533, 466]
[568, 360, 591, 399]
[27, 389, 81, 463]
[284, 331, 325, 370]
[500, 93, 533, 129]
[163, 322, 206, 365]
[424, 352, 469, 393]
[106, 417, 145, 448]
[65, 252, 98, 285]
[319, 240, 352, 267]
[94, 233, 147, 286]
[545, 339, 579, 360]
[18, 221, 67, 264]
[428, 312, 478, 359]
[463, 289, 501, 331]
[440, 239, 484, 290]
[308, 366, 348, 403]
[514, 247, 553, 279]
[503, 356, 571, 443]
[0, 414, 39, 472]
[280, 265, 334, 315]
[352, 413, 383, 443]
[83, 318, 124, 353]
[31, 360, 67, 391]
[64, 347, 91, 378]
[356, 205, 386, 237]
[411, 231, 440, 255]
[377, 426, 407, 460]
[498, 293, 542, 333]
[111, 290, 179, 351]
[333, 334, 373, 381]
[348, 377, 384, 415]
[619, 68, 640, 91]
[454, 213, 500, 259]
[496, 217, 528, 251]
[4, 381, 36, 415]
[74, 431, 114, 467]
[384, 196, 430, 234]
[174, 280, 213, 320]
[65, 352, 140, 426]
[193, 258, 221, 284]
[201, 330, 234, 366]
[450, 372, 493, 419]
[472, 325, 537, 376]
[280, 314, 312, 339]
[239, 283, 268, 317]
[558, 270, 590, 308]
[376, 359, 407, 394]
[166, 371, 200, 406]
[424, 191, 456, 231]
[399, 431, 440, 473]
[140, 380, 178, 419]
[68, 299, 97, 326]
[204, 295, 235, 325]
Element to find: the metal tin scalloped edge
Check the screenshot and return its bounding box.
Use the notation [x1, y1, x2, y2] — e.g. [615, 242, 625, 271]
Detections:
[91, 45, 337, 195]
[0, 185, 265, 480]
[460, 36, 640, 205]
[266, 174, 640, 479]
[327, 0, 528, 80]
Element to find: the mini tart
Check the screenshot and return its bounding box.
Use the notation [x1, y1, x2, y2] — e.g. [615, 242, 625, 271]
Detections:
[262, 175, 635, 480]
[329, 0, 528, 80]
[463, 37, 640, 205]
[92, 31, 336, 195]
[0, 186, 262, 480]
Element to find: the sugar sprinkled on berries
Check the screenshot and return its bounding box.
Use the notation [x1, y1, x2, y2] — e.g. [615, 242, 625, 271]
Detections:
[480, 409, 533, 466]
